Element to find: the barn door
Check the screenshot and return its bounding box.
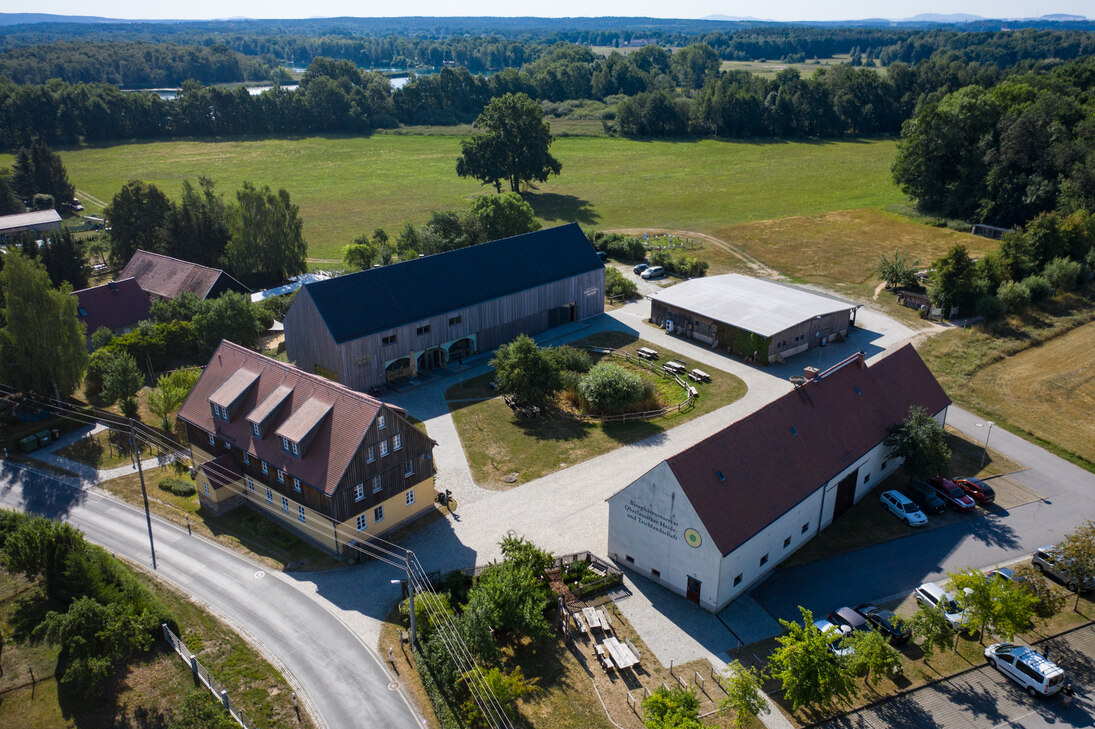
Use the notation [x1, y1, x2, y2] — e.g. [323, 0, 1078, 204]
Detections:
[686, 576, 701, 604]
[832, 468, 859, 520]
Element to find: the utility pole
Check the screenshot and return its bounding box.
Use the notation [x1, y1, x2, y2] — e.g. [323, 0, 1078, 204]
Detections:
[129, 418, 157, 570]
[406, 550, 416, 646]
[978, 421, 995, 468]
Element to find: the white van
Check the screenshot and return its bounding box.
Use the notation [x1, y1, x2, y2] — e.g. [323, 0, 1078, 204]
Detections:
[984, 643, 1066, 697]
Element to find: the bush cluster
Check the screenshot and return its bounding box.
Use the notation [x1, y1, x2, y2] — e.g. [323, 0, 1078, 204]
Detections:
[591, 232, 646, 261]
[650, 248, 709, 278]
[158, 477, 197, 497]
[605, 266, 639, 299]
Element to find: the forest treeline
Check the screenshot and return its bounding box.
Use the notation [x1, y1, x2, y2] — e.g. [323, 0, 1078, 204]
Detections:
[0, 40, 282, 86]
[1, 26, 1093, 84]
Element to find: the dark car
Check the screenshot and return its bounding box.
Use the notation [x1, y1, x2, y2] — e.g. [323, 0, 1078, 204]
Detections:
[905, 480, 946, 514]
[854, 603, 912, 645]
[596, 251, 608, 261]
[828, 607, 871, 634]
[928, 476, 977, 511]
[956, 476, 995, 504]
[633, 263, 649, 275]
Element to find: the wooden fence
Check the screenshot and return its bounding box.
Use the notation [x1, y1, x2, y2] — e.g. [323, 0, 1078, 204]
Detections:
[547, 350, 696, 424]
[163, 623, 259, 729]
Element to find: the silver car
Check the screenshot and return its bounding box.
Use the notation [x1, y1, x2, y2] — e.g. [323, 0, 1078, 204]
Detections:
[880, 489, 927, 526]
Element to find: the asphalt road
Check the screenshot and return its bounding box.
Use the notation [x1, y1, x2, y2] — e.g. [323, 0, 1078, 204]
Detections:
[0, 462, 424, 729]
[750, 405, 1095, 623]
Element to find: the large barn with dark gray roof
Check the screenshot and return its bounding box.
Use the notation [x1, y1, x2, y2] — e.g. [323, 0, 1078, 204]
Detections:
[606, 345, 950, 612]
[284, 223, 605, 391]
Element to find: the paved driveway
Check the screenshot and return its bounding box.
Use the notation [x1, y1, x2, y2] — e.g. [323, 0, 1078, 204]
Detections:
[817, 625, 1095, 729]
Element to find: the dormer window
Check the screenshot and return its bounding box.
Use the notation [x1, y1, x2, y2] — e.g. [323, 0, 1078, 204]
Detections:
[252, 423, 260, 437]
[291, 441, 299, 457]
[281, 436, 290, 452]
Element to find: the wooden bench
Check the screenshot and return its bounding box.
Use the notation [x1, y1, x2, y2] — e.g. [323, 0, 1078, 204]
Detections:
[598, 609, 612, 634]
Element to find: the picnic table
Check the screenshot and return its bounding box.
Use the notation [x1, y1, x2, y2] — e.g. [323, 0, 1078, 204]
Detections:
[582, 607, 602, 630]
[603, 637, 638, 669]
[637, 347, 659, 360]
[688, 368, 711, 382]
[663, 360, 686, 375]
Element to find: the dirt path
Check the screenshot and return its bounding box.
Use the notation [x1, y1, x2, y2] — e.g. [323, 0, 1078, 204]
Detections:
[75, 188, 109, 208]
[603, 227, 785, 279]
[873, 281, 887, 300]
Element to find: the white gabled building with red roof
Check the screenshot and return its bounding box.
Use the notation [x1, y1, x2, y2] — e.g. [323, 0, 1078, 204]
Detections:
[606, 345, 951, 612]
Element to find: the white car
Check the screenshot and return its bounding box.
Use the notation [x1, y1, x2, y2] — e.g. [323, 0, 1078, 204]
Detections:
[913, 582, 969, 631]
[641, 265, 666, 280]
[985, 643, 1066, 697]
[880, 489, 927, 526]
[813, 619, 854, 658]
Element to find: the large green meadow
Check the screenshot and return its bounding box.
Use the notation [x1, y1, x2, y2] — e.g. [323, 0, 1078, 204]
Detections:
[2, 133, 906, 261]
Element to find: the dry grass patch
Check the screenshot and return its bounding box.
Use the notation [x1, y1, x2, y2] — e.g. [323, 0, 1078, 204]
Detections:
[968, 320, 1095, 467]
[54, 428, 153, 469]
[446, 332, 746, 489]
[917, 287, 1095, 471]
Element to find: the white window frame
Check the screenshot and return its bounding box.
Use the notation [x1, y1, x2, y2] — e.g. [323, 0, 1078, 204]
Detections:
[208, 432, 215, 445]
[252, 422, 260, 437]
[293, 477, 301, 492]
[372, 475, 382, 493]
[356, 513, 367, 531]
[277, 469, 285, 483]
[266, 487, 273, 503]
[406, 489, 415, 506]
[392, 433, 402, 451]
[379, 439, 389, 457]
[366, 445, 375, 463]
[297, 505, 306, 522]
[203, 480, 210, 496]
[261, 460, 269, 474]
[281, 496, 289, 512]
[404, 460, 414, 477]
[378, 414, 387, 429]
[373, 505, 384, 523]
[281, 436, 290, 452]
[246, 476, 255, 491]
[354, 483, 365, 501]
[242, 451, 249, 464]
[291, 441, 300, 457]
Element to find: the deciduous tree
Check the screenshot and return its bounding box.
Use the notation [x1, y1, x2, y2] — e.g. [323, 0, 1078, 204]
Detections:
[490, 334, 561, 405]
[456, 92, 561, 193]
[470, 192, 541, 241]
[768, 607, 858, 712]
[875, 249, 921, 289]
[845, 629, 902, 686]
[105, 180, 174, 266]
[225, 181, 307, 287]
[642, 686, 703, 729]
[0, 253, 87, 397]
[719, 660, 770, 729]
[147, 367, 201, 431]
[908, 603, 956, 659]
[1056, 521, 1095, 610]
[884, 405, 951, 480]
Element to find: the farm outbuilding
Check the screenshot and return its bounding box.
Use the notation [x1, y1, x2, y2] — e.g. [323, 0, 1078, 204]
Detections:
[284, 223, 605, 391]
[647, 274, 860, 364]
[0, 209, 62, 240]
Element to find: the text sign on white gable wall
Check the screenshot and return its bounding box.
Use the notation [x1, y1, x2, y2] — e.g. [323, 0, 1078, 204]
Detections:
[624, 499, 680, 540]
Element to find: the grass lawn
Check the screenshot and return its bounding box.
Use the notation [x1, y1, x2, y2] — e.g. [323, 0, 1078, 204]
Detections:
[98, 466, 343, 571]
[781, 427, 1028, 569]
[917, 286, 1095, 472]
[0, 566, 312, 729]
[446, 331, 747, 488]
[7, 134, 906, 262]
[54, 428, 153, 469]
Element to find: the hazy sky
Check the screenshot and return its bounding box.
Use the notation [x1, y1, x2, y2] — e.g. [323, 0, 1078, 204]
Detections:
[20, 1, 1092, 23]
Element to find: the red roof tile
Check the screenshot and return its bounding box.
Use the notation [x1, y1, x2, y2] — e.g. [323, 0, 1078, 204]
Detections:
[71, 278, 152, 336]
[178, 341, 404, 496]
[666, 345, 951, 556]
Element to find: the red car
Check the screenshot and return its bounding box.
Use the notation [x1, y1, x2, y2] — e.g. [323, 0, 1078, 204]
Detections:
[955, 476, 995, 504]
[928, 476, 976, 511]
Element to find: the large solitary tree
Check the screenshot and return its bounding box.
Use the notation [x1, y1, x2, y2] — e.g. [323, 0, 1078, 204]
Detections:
[0, 253, 87, 397]
[456, 93, 561, 194]
[884, 405, 951, 480]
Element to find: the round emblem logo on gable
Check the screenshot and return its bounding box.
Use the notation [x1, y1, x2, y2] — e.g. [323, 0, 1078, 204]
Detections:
[684, 528, 702, 548]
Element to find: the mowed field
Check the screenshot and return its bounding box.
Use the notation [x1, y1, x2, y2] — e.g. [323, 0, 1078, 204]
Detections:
[968, 321, 1095, 466]
[1, 133, 906, 261]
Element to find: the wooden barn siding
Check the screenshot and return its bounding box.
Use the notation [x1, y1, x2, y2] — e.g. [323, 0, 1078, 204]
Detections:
[334, 268, 605, 391]
[770, 310, 855, 357]
[285, 287, 344, 381]
[330, 407, 436, 521]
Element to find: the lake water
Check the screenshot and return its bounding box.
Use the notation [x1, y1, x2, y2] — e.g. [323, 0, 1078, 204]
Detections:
[134, 75, 412, 100]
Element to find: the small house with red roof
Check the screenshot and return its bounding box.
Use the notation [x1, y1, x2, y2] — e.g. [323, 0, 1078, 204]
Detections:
[72, 277, 152, 344]
[606, 345, 950, 612]
[178, 340, 437, 555]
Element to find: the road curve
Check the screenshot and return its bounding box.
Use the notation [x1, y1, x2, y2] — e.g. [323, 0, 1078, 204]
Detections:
[0, 463, 425, 729]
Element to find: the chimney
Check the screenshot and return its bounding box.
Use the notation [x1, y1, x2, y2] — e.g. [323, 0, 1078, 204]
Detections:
[108, 281, 117, 292]
[804, 366, 819, 380]
[855, 351, 866, 368]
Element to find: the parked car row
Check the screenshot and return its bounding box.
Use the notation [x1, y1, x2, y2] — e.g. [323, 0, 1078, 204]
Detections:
[880, 474, 996, 528]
